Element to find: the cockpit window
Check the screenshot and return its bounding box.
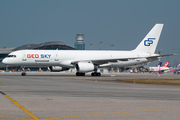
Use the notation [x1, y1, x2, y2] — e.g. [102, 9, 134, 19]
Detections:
[7, 55, 16, 58]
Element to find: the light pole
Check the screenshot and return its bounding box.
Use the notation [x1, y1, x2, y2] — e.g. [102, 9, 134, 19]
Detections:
[90, 43, 93, 50]
[99, 41, 103, 50]
[172, 48, 180, 64]
[110, 44, 114, 50]
[156, 49, 162, 77]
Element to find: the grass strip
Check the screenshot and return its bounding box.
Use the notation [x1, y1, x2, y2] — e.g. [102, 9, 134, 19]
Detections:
[117, 78, 180, 85]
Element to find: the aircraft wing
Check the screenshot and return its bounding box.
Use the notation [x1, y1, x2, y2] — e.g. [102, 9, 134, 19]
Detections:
[91, 58, 129, 65]
[71, 54, 176, 66]
[71, 58, 132, 65]
[149, 54, 176, 58]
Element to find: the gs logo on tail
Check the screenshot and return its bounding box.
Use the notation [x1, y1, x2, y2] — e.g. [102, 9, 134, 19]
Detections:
[144, 38, 155, 46]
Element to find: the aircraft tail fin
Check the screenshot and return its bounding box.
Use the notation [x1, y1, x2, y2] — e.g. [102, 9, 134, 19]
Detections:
[163, 61, 169, 67]
[157, 62, 162, 67]
[134, 24, 164, 54]
[177, 64, 180, 68]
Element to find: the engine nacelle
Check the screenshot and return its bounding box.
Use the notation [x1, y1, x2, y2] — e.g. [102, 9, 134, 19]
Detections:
[75, 62, 97, 72]
[49, 66, 69, 72]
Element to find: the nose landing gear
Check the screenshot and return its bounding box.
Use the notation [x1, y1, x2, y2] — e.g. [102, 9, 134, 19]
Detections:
[21, 67, 26, 76]
[21, 72, 26, 76]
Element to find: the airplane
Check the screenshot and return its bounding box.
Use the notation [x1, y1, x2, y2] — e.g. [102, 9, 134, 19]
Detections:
[169, 64, 180, 74]
[2, 24, 174, 76]
[149, 61, 170, 73]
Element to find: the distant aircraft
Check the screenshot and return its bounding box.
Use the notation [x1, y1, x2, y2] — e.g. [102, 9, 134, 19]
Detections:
[2, 24, 174, 76]
[149, 61, 169, 73]
[169, 64, 180, 74]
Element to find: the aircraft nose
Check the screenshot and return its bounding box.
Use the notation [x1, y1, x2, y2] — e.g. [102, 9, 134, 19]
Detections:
[2, 58, 9, 65]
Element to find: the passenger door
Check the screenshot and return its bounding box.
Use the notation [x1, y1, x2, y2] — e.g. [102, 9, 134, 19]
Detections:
[54, 53, 59, 61]
[22, 52, 27, 61]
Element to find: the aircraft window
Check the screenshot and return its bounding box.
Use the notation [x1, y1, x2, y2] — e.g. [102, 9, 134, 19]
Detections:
[7, 55, 12, 57]
[7, 55, 16, 58]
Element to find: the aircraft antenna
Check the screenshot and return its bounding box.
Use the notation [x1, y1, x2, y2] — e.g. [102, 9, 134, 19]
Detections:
[172, 48, 180, 64]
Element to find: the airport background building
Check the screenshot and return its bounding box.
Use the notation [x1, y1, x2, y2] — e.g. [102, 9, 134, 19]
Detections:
[74, 34, 85, 50]
[12, 41, 75, 51]
[0, 41, 75, 70]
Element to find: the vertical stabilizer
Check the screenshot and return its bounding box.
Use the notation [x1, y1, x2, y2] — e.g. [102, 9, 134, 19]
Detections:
[177, 64, 180, 68]
[134, 24, 164, 54]
[162, 61, 169, 67]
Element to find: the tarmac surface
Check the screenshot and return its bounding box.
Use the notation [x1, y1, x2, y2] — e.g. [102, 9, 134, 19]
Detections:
[0, 72, 180, 120]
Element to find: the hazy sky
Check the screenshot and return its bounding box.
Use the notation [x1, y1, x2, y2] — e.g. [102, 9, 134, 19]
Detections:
[0, 0, 180, 66]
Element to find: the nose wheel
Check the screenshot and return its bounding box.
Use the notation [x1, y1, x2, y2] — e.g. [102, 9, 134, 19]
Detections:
[21, 72, 26, 76]
[21, 66, 26, 76]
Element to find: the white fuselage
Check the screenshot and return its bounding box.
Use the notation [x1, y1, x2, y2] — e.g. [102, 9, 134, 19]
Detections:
[2, 50, 153, 68]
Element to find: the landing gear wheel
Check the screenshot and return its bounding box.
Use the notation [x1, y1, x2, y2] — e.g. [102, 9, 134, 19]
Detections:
[91, 72, 101, 76]
[21, 72, 26, 76]
[76, 72, 85, 76]
[20, 66, 26, 76]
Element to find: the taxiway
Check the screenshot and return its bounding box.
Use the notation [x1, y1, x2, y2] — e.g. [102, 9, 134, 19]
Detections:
[0, 72, 180, 120]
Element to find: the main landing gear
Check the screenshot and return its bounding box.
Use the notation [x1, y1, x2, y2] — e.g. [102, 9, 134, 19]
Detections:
[76, 72, 101, 76]
[76, 72, 85, 76]
[91, 72, 101, 76]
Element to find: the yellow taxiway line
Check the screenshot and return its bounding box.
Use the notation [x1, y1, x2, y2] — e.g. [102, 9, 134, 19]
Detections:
[0, 91, 39, 120]
[41, 108, 180, 120]
[0, 81, 6, 84]
[1, 91, 180, 120]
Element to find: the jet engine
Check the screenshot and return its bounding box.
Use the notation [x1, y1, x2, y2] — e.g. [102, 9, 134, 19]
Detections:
[75, 62, 97, 72]
[49, 66, 69, 72]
